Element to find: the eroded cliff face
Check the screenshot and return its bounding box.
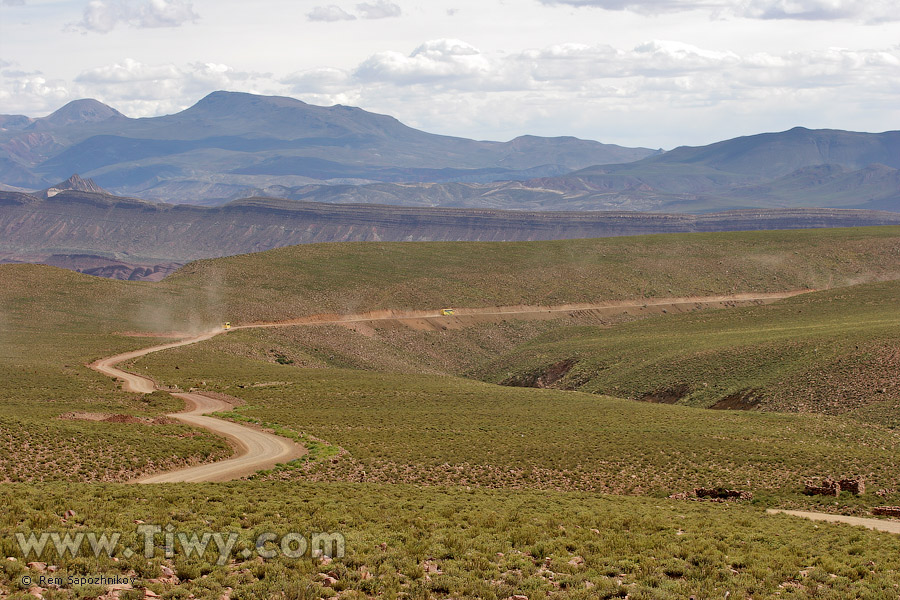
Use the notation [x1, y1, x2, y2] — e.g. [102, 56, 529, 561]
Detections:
[2, 189, 900, 280]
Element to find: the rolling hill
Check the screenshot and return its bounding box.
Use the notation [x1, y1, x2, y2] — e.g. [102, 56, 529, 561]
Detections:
[2, 229, 900, 598]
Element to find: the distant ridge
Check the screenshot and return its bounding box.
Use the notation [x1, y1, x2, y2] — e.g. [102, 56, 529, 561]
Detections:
[1, 188, 898, 281]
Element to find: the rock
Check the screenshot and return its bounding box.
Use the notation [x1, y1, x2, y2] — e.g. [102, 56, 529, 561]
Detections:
[568, 556, 585, 567]
[27, 562, 47, 572]
[507, 595, 529, 600]
[64, 510, 76, 518]
[144, 590, 160, 598]
[160, 566, 174, 577]
[320, 575, 338, 587]
[28, 587, 45, 599]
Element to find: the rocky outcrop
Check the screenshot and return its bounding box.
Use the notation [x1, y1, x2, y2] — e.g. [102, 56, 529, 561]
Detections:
[804, 477, 866, 497]
[41, 174, 108, 198]
[669, 488, 753, 501]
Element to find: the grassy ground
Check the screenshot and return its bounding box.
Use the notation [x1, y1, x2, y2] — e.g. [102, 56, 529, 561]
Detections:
[475, 280, 900, 418]
[3, 229, 900, 598]
[0, 266, 231, 482]
[165, 226, 900, 323]
[127, 339, 900, 502]
[2, 227, 896, 482]
[3, 482, 900, 600]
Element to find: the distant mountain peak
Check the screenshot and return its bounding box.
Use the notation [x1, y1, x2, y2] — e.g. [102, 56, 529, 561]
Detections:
[38, 99, 125, 128]
[42, 174, 108, 198]
[190, 90, 309, 114]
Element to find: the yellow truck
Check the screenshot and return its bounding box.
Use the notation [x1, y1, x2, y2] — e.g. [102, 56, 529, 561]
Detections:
[440, 309, 455, 316]
[223, 322, 232, 330]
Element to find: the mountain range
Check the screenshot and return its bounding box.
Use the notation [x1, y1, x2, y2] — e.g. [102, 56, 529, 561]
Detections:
[0, 91, 657, 202]
[2, 91, 897, 213]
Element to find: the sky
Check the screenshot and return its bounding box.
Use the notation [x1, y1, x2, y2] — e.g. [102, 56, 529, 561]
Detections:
[1, 0, 898, 148]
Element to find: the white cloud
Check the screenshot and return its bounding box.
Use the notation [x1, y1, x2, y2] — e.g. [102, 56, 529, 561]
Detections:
[1, 0, 27, 6]
[538, 0, 713, 14]
[283, 38, 900, 146]
[737, 0, 898, 23]
[69, 0, 198, 33]
[306, 5, 356, 21]
[307, 1, 401, 22]
[540, 0, 900, 22]
[8, 37, 900, 148]
[354, 39, 499, 87]
[282, 67, 351, 93]
[355, 0, 401, 19]
[0, 74, 70, 115]
[67, 59, 273, 116]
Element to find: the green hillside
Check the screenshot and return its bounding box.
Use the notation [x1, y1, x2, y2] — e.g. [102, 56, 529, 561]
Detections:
[4, 482, 900, 599]
[129, 336, 900, 497]
[478, 280, 900, 422]
[169, 226, 900, 322]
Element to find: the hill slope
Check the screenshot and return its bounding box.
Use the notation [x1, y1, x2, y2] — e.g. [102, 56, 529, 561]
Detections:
[483, 280, 900, 422]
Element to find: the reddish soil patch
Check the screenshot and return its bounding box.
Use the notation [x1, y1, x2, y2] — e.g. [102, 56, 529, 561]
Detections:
[711, 390, 762, 410]
[501, 358, 578, 389]
[102, 414, 144, 424]
[58, 412, 169, 425]
[640, 384, 692, 404]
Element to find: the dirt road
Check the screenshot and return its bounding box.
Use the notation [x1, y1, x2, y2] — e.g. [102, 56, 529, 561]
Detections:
[91, 337, 307, 483]
[766, 509, 900, 535]
[137, 393, 303, 483]
[91, 290, 808, 483]
[91, 332, 220, 394]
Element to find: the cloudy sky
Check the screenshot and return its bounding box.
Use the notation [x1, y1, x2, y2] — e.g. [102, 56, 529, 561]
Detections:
[1, 0, 898, 148]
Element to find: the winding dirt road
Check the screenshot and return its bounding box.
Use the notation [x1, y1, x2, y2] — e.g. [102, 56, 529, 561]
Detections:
[90, 290, 809, 483]
[91, 335, 306, 483]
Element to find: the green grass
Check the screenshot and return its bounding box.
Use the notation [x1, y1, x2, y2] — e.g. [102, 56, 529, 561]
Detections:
[166, 226, 900, 323]
[2, 230, 900, 597]
[0, 266, 232, 482]
[2, 482, 900, 599]
[476, 280, 900, 417]
[128, 338, 900, 500]
[1, 227, 896, 481]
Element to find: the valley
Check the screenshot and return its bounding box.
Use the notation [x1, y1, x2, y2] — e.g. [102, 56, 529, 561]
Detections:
[2, 226, 899, 599]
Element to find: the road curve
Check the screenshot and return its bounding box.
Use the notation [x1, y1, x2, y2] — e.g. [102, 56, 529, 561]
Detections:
[91, 290, 810, 483]
[137, 393, 304, 483]
[90, 332, 220, 394]
[766, 509, 900, 535]
[89, 332, 306, 483]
